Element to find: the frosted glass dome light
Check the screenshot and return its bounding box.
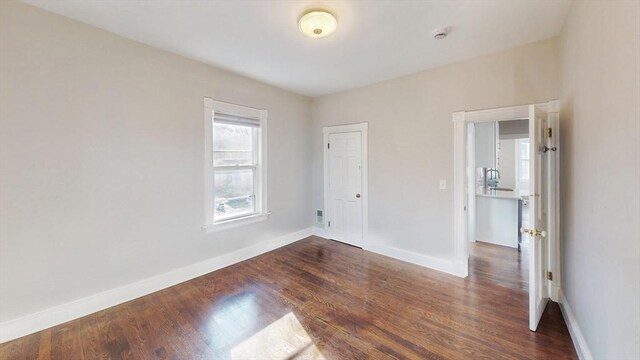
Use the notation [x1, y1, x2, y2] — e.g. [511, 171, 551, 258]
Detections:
[298, 10, 337, 39]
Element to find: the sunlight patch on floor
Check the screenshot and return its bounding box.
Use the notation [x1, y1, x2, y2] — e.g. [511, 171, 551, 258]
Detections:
[231, 312, 325, 360]
[208, 292, 259, 351]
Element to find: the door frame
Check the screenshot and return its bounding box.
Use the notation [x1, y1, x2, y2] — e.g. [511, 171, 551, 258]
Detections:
[323, 122, 369, 247]
[451, 101, 560, 302]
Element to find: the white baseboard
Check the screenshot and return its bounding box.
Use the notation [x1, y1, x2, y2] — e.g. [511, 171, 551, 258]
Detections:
[311, 227, 466, 278]
[0, 227, 313, 344]
[365, 244, 466, 277]
[558, 289, 593, 360]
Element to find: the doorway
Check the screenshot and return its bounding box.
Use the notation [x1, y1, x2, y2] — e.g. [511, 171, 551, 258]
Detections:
[323, 123, 368, 248]
[471, 120, 530, 250]
[452, 101, 560, 331]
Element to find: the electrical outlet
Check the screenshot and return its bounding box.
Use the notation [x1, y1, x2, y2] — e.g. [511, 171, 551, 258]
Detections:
[439, 180, 447, 190]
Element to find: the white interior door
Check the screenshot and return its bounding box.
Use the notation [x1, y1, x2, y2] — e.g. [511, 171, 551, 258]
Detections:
[527, 104, 550, 331]
[327, 132, 363, 247]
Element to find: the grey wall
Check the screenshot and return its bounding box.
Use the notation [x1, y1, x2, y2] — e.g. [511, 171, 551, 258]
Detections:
[475, 122, 497, 169]
[499, 119, 529, 139]
[0, 1, 312, 322]
[560, 1, 640, 358]
[311, 38, 560, 260]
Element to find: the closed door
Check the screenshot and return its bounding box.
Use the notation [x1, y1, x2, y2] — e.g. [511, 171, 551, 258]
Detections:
[327, 132, 363, 247]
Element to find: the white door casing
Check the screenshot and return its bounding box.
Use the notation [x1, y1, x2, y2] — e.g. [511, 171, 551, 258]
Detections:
[547, 102, 561, 302]
[467, 123, 476, 244]
[323, 123, 368, 248]
[453, 101, 560, 329]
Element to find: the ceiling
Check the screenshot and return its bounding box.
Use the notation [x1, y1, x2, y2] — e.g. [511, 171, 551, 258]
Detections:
[23, 0, 572, 97]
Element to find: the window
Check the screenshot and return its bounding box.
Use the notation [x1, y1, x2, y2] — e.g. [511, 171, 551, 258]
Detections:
[515, 138, 530, 196]
[203, 98, 268, 232]
[518, 139, 530, 181]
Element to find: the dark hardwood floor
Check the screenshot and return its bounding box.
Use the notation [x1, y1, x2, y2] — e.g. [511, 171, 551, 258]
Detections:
[0, 237, 577, 359]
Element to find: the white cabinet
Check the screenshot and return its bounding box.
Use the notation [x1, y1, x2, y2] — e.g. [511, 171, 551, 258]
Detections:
[475, 193, 521, 248]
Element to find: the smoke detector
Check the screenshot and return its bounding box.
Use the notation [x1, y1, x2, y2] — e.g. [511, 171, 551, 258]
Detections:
[432, 28, 448, 40]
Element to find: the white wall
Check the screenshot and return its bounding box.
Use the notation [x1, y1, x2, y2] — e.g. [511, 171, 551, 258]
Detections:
[311, 38, 560, 260]
[6, 4, 638, 358]
[560, 1, 640, 358]
[0, 1, 311, 323]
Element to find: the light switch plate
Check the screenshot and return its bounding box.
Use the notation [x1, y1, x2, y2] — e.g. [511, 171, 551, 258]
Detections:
[439, 180, 447, 190]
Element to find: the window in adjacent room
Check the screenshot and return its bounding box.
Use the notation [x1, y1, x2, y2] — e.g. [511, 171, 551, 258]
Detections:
[516, 138, 530, 190]
[203, 98, 268, 232]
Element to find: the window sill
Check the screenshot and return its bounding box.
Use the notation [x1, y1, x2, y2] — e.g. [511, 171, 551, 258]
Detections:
[202, 212, 270, 234]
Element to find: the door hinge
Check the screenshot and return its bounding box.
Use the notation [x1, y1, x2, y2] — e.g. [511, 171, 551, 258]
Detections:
[546, 271, 553, 281]
[545, 128, 552, 138]
[327, 143, 330, 149]
[328, 221, 331, 227]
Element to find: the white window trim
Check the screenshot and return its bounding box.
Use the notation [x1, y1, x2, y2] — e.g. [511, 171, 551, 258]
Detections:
[202, 97, 269, 233]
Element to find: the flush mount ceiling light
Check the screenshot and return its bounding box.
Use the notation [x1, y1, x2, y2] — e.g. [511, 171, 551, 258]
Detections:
[298, 10, 337, 38]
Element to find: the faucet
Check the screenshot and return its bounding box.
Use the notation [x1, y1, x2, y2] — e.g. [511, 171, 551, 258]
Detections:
[486, 169, 500, 189]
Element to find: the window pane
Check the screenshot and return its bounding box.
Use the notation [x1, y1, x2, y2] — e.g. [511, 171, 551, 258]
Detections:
[520, 140, 529, 160]
[213, 123, 254, 166]
[214, 169, 255, 220]
[518, 139, 530, 181]
[520, 160, 529, 180]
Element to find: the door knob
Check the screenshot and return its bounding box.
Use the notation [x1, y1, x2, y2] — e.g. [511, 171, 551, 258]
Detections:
[521, 228, 546, 237]
[356, 193, 361, 198]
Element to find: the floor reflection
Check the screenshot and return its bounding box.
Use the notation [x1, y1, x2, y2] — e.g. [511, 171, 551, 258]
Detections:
[206, 291, 324, 359]
[208, 292, 259, 352]
[231, 312, 325, 360]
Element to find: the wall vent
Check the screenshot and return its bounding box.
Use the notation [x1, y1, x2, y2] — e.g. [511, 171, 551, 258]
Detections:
[316, 209, 324, 225]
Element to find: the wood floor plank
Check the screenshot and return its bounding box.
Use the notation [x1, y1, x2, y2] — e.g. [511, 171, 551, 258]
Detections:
[0, 237, 577, 359]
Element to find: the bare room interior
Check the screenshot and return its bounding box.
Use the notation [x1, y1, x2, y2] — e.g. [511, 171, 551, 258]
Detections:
[1, 0, 638, 359]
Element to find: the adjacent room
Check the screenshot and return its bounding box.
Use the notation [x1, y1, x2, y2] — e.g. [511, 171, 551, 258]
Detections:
[1, 0, 638, 359]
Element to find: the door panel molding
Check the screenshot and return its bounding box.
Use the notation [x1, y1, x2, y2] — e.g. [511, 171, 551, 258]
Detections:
[528, 103, 549, 331]
[323, 123, 368, 247]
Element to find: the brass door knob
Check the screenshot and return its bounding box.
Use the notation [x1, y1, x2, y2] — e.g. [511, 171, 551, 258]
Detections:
[356, 193, 361, 198]
[521, 228, 546, 237]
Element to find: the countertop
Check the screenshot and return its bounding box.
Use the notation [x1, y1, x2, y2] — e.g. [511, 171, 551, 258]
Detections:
[476, 189, 523, 200]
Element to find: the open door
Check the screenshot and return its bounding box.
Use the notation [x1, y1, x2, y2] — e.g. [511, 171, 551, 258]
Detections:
[524, 104, 551, 331]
